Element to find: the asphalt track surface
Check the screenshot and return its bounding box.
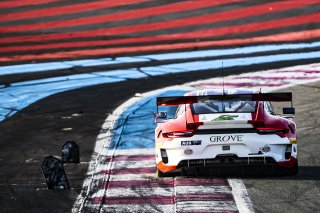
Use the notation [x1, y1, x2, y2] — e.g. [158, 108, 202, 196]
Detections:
[1, 1, 320, 212]
[244, 82, 320, 213]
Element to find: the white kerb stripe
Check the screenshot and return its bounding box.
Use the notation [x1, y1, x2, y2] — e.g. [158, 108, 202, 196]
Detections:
[228, 179, 255, 213]
[175, 185, 232, 195]
[99, 204, 175, 213]
[176, 200, 237, 211]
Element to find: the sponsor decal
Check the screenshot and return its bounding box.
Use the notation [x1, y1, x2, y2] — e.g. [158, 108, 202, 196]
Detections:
[213, 115, 239, 120]
[210, 135, 243, 143]
[199, 113, 251, 122]
[259, 145, 271, 153]
[184, 148, 193, 155]
[181, 140, 202, 146]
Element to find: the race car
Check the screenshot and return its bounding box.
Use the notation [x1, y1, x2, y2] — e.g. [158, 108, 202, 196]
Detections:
[154, 89, 298, 177]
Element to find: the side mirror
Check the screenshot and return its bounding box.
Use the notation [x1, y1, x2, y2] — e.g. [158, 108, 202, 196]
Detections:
[283, 107, 295, 115]
[154, 111, 167, 119]
[154, 112, 167, 123]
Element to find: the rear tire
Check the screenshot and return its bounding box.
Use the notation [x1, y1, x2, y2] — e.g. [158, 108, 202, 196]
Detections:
[277, 163, 299, 176]
[287, 163, 299, 175]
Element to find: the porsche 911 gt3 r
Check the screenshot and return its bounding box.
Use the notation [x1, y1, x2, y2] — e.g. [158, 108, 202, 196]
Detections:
[154, 89, 298, 177]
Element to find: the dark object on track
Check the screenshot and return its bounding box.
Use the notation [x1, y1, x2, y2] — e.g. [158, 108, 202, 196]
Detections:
[41, 156, 70, 189]
[61, 141, 79, 163]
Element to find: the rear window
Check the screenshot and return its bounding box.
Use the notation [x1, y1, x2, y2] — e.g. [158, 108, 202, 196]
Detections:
[191, 100, 257, 114]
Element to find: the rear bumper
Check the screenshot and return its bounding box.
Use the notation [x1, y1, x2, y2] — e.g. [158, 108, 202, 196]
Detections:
[156, 133, 295, 166]
[177, 155, 277, 167]
[161, 156, 298, 176]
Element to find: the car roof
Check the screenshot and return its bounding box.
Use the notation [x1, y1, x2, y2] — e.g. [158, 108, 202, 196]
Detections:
[184, 88, 258, 96]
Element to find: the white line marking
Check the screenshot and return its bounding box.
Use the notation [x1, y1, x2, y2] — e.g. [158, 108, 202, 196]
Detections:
[175, 185, 232, 195]
[90, 187, 175, 198]
[97, 204, 175, 213]
[228, 179, 255, 213]
[86, 173, 157, 182]
[176, 201, 238, 211]
[94, 160, 155, 171]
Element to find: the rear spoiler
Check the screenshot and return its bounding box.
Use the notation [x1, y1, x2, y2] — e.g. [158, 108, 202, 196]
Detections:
[157, 92, 292, 106]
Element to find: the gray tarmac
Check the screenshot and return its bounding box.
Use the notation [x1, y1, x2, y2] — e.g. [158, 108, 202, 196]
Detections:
[244, 81, 320, 213]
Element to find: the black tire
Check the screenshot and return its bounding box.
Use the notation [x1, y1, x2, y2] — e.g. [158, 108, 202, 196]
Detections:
[277, 163, 299, 176]
[287, 163, 299, 175]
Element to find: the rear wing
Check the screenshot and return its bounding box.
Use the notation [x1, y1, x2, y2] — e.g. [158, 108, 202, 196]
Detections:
[155, 92, 294, 123]
[157, 92, 292, 107]
[155, 92, 294, 119]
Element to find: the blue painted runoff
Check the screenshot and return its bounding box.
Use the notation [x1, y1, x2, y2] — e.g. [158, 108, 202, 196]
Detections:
[1, 48, 320, 122]
[109, 90, 187, 150]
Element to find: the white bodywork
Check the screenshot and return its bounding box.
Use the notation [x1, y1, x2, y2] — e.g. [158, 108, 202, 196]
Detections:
[156, 132, 297, 166]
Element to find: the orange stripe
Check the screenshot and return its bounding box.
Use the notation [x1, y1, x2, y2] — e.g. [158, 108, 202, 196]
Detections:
[157, 161, 177, 173]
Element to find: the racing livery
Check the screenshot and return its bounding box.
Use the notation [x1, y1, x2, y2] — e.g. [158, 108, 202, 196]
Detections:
[154, 89, 298, 177]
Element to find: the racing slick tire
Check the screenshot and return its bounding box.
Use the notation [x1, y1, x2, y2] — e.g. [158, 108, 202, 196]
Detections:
[283, 163, 299, 176]
[275, 162, 299, 176]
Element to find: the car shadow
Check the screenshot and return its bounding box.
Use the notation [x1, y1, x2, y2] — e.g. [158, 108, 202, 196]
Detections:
[177, 166, 320, 180]
[239, 166, 320, 181]
[276, 166, 320, 181]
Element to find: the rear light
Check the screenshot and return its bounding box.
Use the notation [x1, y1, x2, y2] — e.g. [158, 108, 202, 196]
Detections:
[163, 122, 202, 138]
[250, 120, 265, 127]
[186, 122, 203, 130]
[285, 145, 292, 159]
[160, 149, 168, 164]
[163, 131, 194, 138]
[257, 127, 288, 138]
